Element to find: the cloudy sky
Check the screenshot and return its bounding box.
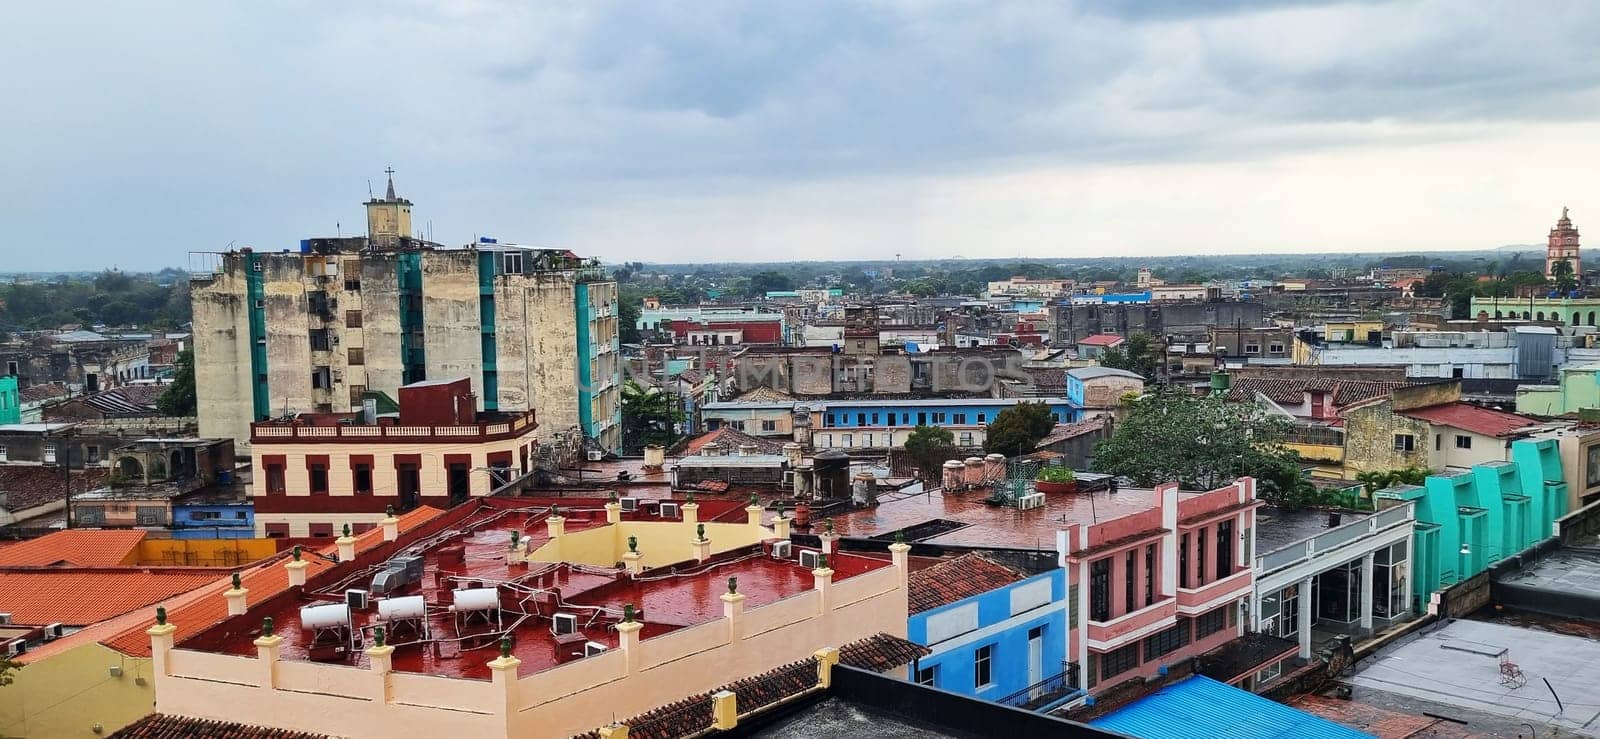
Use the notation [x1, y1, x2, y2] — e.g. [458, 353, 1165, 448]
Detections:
[5, 1, 1600, 270]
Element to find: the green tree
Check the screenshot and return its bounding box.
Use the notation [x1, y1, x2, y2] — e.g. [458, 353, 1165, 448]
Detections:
[620, 380, 686, 453]
[902, 425, 958, 479]
[983, 402, 1056, 455]
[1095, 390, 1313, 505]
[748, 271, 795, 295]
[1552, 258, 1578, 294]
[0, 654, 17, 687]
[157, 349, 197, 416]
[1098, 332, 1161, 381]
[618, 299, 641, 345]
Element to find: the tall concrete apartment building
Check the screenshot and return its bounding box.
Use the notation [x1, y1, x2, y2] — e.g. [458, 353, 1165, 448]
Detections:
[191, 175, 620, 455]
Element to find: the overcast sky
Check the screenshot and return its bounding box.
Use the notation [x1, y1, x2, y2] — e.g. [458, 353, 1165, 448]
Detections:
[5, 1, 1600, 271]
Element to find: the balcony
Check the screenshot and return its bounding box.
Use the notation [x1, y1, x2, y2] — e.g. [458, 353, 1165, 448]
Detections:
[1086, 597, 1176, 651]
[997, 662, 1082, 712]
[1175, 569, 1252, 615]
[250, 410, 538, 444]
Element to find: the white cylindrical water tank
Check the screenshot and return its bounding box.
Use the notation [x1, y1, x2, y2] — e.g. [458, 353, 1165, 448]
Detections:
[377, 595, 427, 621]
[300, 604, 349, 630]
[451, 587, 499, 612]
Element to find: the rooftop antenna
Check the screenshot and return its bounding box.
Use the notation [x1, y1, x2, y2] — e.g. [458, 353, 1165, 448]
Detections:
[367, 179, 373, 199]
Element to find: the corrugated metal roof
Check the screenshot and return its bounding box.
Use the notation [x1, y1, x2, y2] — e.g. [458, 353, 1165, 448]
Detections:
[1090, 675, 1374, 739]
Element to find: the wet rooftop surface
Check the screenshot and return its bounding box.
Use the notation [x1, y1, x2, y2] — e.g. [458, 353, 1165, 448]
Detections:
[1493, 547, 1600, 600]
[1255, 506, 1374, 554]
[1345, 618, 1600, 735]
[204, 498, 886, 679]
[826, 486, 1160, 550]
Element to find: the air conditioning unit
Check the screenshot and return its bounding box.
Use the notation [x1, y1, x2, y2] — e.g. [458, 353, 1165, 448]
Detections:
[799, 550, 822, 569]
[4, 640, 24, 657]
[43, 623, 63, 641]
[346, 589, 369, 610]
[1018, 492, 1045, 510]
[0, 613, 11, 626]
[587, 450, 604, 462]
[660, 502, 679, 518]
[619, 497, 639, 512]
[771, 541, 793, 560]
[584, 641, 608, 657]
[553, 613, 578, 636]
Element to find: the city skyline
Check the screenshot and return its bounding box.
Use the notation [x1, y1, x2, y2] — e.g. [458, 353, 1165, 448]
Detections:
[5, 1, 1600, 270]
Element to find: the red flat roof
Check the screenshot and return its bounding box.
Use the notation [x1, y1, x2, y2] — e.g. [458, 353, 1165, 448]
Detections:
[1077, 334, 1126, 346]
[1399, 402, 1534, 438]
[190, 498, 887, 679]
[828, 485, 1157, 549]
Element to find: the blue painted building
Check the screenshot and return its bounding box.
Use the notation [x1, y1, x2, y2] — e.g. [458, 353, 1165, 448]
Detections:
[906, 555, 1080, 711]
[0, 376, 18, 425]
[811, 397, 1081, 450]
[1064, 367, 1145, 409]
[170, 499, 256, 539]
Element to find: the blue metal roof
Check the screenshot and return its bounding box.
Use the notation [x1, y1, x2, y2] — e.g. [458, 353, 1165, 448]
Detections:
[1090, 676, 1373, 739]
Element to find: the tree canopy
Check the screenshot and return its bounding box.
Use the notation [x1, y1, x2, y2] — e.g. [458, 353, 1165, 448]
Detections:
[983, 402, 1056, 455]
[1095, 390, 1314, 506]
[157, 349, 197, 416]
[620, 381, 686, 453]
[1098, 332, 1161, 381]
[902, 425, 958, 479]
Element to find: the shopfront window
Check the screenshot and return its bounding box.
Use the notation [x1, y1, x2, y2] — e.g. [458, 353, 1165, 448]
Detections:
[1372, 541, 1410, 619]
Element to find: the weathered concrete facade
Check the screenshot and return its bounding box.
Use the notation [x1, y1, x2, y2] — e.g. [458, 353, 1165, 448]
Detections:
[192, 185, 621, 454]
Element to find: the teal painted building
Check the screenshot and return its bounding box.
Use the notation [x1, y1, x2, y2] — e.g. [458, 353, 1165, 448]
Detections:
[1378, 437, 1568, 608]
[0, 376, 18, 425]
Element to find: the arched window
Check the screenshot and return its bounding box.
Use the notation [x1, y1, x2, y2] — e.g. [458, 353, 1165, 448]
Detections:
[1494, 311, 1502, 319]
[1524, 311, 1532, 320]
[1588, 311, 1595, 326]
[1536, 312, 1545, 321]
[1574, 312, 1582, 326]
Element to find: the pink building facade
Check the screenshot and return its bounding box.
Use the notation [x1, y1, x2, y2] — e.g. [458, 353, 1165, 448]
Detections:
[1058, 479, 1259, 694]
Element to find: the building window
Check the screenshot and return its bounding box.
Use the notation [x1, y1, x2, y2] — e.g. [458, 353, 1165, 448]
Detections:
[86, 445, 100, 464]
[1268, 343, 1285, 354]
[858, 413, 867, 426]
[1455, 435, 1472, 450]
[503, 252, 523, 274]
[1216, 519, 1234, 578]
[265, 464, 285, 494]
[1196, 527, 1209, 585]
[346, 310, 363, 328]
[1393, 434, 1416, 452]
[916, 664, 938, 687]
[761, 419, 777, 432]
[1244, 343, 1261, 355]
[312, 367, 332, 389]
[871, 413, 880, 424]
[934, 412, 947, 424]
[264, 523, 290, 538]
[977, 413, 986, 424]
[1179, 533, 1189, 588]
[1124, 550, 1136, 614]
[863, 433, 874, 447]
[1142, 620, 1191, 662]
[353, 465, 373, 495]
[1435, 433, 1442, 451]
[1194, 606, 1228, 639]
[955, 413, 967, 424]
[842, 434, 853, 448]
[1100, 643, 1140, 681]
[308, 523, 334, 538]
[308, 464, 328, 495]
[77, 506, 105, 525]
[309, 329, 331, 352]
[974, 645, 994, 689]
[1089, 558, 1111, 622]
[348, 348, 365, 366]
[826, 414, 836, 427]
[43, 444, 56, 464]
[0, 445, 7, 462]
[959, 431, 974, 445]
[136, 507, 166, 526]
[1144, 544, 1155, 606]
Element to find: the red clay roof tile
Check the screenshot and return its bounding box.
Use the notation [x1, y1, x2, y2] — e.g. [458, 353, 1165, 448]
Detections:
[0, 529, 146, 567]
[0, 569, 223, 626]
[109, 714, 332, 739]
[1399, 402, 1535, 438]
[908, 553, 1029, 614]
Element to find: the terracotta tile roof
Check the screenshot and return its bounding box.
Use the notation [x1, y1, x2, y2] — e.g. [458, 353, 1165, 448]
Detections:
[838, 632, 930, 672]
[1077, 334, 1126, 347]
[908, 553, 1029, 614]
[100, 506, 444, 657]
[1035, 416, 1108, 449]
[677, 427, 787, 456]
[109, 714, 332, 739]
[1024, 367, 1068, 393]
[573, 633, 926, 739]
[1399, 402, 1535, 438]
[1228, 377, 1411, 408]
[0, 569, 222, 626]
[0, 529, 146, 567]
[730, 387, 796, 403]
[0, 465, 111, 513]
[19, 382, 70, 404]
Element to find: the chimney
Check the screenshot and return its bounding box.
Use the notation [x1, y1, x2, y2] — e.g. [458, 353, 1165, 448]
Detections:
[702, 442, 723, 457]
[782, 442, 804, 468]
[963, 457, 985, 489]
[941, 460, 965, 491]
[739, 444, 758, 457]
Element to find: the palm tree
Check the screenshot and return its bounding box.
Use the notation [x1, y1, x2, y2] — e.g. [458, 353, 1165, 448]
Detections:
[621, 380, 685, 453]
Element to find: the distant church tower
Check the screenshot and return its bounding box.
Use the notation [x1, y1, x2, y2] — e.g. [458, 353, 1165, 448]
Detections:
[366, 167, 413, 249]
[1546, 207, 1581, 280]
